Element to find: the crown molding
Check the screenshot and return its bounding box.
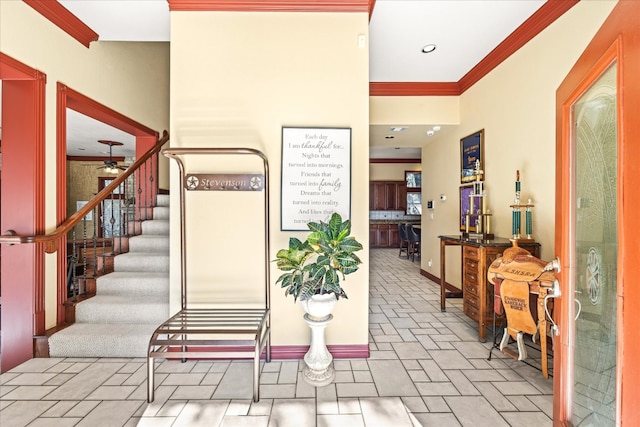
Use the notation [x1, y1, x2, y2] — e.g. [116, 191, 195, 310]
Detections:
[371, 0, 579, 96]
[369, 158, 421, 164]
[168, 0, 369, 12]
[23, 0, 99, 48]
[370, 82, 461, 97]
[458, 0, 579, 93]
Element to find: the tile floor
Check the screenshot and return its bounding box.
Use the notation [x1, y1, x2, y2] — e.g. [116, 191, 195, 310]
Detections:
[0, 249, 553, 426]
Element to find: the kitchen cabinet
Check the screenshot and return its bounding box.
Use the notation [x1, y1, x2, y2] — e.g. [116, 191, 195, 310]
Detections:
[370, 181, 407, 211]
[369, 222, 404, 248]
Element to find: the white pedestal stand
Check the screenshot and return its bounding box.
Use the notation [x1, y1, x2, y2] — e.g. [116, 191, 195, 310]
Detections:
[302, 313, 335, 387]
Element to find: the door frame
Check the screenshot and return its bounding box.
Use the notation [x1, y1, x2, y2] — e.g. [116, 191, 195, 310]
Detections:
[554, 2, 640, 424]
[0, 53, 46, 372]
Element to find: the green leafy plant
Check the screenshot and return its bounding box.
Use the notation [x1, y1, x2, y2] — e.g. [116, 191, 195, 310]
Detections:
[274, 212, 363, 301]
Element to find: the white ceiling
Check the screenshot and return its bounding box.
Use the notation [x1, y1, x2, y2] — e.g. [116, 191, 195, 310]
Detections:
[54, 0, 546, 159]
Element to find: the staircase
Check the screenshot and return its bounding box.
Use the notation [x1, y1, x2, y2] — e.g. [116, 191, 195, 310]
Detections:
[49, 195, 170, 358]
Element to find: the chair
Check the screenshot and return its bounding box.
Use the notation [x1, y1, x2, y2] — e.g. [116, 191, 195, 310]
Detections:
[406, 224, 421, 262]
[398, 223, 409, 258]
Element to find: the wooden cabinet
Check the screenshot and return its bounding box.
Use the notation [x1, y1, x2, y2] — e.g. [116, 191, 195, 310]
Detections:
[371, 182, 386, 210]
[397, 183, 407, 212]
[462, 245, 502, 325]
[378, 224, 391, 248]
[439, 235, 541, 341]
[370, 181, 407, 211]
[370, 222, 403, 248]
[369, 224, 378, 245]
[384, 182, 397, 211]
[389, 225, 400, 247]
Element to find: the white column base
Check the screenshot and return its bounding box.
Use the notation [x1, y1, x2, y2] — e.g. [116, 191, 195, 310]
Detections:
[302, 313, 335, 387]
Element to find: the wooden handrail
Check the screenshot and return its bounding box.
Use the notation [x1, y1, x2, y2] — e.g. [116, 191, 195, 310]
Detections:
[0, 130, 169, 253]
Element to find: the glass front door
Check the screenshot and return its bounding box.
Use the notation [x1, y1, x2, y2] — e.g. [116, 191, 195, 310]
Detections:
[570, 63, 618, 426]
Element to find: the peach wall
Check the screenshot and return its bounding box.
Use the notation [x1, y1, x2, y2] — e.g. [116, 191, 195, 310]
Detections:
[170, 11, 370, 346]
[1, 1, 170, 327]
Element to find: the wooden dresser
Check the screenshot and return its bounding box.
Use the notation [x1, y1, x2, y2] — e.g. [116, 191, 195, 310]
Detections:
[438, 235, 540, 341]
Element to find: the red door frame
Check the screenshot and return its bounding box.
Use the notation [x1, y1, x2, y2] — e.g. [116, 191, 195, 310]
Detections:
[0, 53, 46, 372]
[554, 1, 640, 424]
[55, 84, 158, 324]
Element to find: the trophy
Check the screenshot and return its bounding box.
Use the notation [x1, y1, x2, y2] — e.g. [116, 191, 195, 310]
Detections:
[510, 170, 534, 242]
[463, 160, 493, 239]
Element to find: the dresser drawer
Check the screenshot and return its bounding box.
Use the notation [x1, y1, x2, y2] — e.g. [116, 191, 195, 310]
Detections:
[464, 301, 480, 321]
[464, 268, 479, 285]
[463, 245, 479, 261]
[464, 257, 479, 273]
[464, 280, 480, 297]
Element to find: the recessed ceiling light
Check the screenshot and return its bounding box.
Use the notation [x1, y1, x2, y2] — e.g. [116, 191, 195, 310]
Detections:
[385, 135, 395, 139]
[427, 130, 435, 136]
[389, 127, 407, 132]
[422, 44, 437, 54]
[78, 147, 86, 151]
[433, 126, 441, 131]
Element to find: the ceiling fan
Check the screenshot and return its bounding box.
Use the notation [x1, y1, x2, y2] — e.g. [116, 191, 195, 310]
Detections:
[87, 140, 128, 174]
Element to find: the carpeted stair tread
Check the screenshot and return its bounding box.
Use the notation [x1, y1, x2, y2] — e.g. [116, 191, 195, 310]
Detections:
[152, 206, 169, 220]
[128, 235, 170, 253]
[141, 220, 169, 235]
[156, 194, 170, 207]
[97, 272, 169, 297]
[114, 252, 169, 272]
[75, 295, 169, 324]
[48, 323, 160, 358]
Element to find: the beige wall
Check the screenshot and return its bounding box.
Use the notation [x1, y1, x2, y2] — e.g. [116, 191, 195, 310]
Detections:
[170, 11, 370, 346]
[370, 163, 421, 182]
[420, 0, 617, 285]
[1, 1, 170, 328]
[370, 96, 460, 125]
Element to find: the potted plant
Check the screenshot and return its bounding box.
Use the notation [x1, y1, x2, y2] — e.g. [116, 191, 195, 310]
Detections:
[274, 212, 363, 386]
[274, 212, 363, 317]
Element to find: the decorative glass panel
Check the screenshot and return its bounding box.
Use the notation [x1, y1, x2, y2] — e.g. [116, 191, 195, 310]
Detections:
[571, 63, 617, 426]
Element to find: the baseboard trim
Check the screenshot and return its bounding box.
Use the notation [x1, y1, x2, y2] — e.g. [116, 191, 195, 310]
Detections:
[420, 269, 463, 296]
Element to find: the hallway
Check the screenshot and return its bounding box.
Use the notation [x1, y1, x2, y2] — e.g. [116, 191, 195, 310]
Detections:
[0, 249, 553, 426]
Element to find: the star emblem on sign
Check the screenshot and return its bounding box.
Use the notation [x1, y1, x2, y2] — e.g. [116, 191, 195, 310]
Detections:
[250, 176, 263, 190]
[186, 175, 199, 190]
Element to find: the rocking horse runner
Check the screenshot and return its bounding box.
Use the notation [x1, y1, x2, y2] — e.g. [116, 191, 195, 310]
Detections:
[487, 243, 557, 378]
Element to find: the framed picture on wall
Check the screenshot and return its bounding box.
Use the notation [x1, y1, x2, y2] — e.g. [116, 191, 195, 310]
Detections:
[280, 127, 352, 230]
[460, 129, 484, 183]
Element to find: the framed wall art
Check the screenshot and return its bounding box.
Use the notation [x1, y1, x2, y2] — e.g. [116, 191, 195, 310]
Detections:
[460, 129, 484, 183]
[281, 127, 352, 231]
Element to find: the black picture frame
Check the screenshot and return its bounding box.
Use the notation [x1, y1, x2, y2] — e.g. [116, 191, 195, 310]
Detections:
[280, 126, 352, 231]
[460, 129, 484, 183]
